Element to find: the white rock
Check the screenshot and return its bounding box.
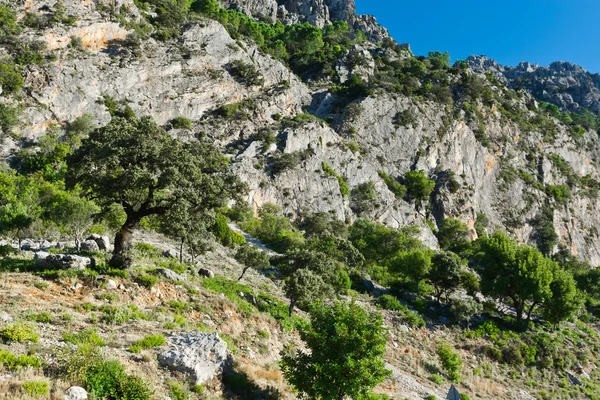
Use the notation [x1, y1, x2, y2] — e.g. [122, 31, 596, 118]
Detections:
[158, 333, 228, 385]
[64, 386, 88, 400]
[105, 280, 118, 290]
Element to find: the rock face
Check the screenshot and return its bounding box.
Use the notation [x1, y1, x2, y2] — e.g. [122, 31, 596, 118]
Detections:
[158, 333, 228, 385]
[35, 252, 93, 270]
[467, 55, 600, 113]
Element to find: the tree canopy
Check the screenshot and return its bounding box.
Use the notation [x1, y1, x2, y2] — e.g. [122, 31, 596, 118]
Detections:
[281, 301, 391, 400]
[66, 115, 244, 267]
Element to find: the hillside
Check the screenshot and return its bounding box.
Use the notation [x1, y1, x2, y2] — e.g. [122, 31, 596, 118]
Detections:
[1, 1, 600, 399]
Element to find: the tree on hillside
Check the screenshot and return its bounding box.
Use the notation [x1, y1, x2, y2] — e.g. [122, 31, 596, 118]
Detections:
[48, 191, 100, 251]
[393, 248, 432, 295]
[281, 301, 391, 400]
[403, 170, 435, 210]
[475, 232, 554, 325]
[234, 244, 270, 281]
[436, 217, 471, 254]
[429, 251, 462, 302]
[66, 115, 244, 268]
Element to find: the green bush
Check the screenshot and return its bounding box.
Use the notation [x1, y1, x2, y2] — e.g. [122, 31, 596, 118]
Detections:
[85, 359, 153, 400]
[137, 273, 159, 289]
[403, 170, 435, 207]
[170, 116, 192, 129]
[21, 380, 49, 397]
[63, 329, 105, 347]
[376, 294, 403, 311]
[212, 213, 246, 247]
[228, 60, 264, 86]
[129, 334, 166, 353]
[378, 171, 406, 200]
[0, 322, 39, 343]
[0, 63, 23, 96]
[436, 342, 462, 383]
[27, 312, 53, 324]
[0, 349, 42, 371]
[100, 305, 148, 325]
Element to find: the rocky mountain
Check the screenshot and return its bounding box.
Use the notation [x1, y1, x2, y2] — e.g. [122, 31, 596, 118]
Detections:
[2, 0, 600, 266]
[467, 55, 600, 113]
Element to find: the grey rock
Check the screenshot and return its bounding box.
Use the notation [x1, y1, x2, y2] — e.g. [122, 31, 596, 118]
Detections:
[64, 386, 88, 400]
[198, 268, 215, 278]
[158, 333, 228, 385]
[105, 280, 118, 290]
[35, 252, 92, 270]
[86, 234, 110, 251]
[566, 370, 583, 386]
[153, 268, 186, 282]
[80, 240, 100, 252]
[162, 249, 179, 259]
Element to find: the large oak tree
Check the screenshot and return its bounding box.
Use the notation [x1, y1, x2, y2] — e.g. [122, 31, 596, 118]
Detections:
[66, 115, 244, 268]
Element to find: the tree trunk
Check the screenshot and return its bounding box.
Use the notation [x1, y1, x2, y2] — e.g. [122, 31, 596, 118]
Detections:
[110, 217, 138, 268]
[179, 238, 184, 264]
[238, 266, 250, 281]
[288, 300, 296, 317]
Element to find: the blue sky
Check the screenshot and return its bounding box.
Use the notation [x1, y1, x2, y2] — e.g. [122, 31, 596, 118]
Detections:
[354, 0, 600, 72]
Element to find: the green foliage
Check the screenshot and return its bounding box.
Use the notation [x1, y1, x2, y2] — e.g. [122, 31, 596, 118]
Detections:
[129, 334, 166, 353]
[436, 218, 471, 254]
[85, 359, 153, 400]
[474, 212, 489, 238]
[270, 151, 303, 175]
[0, 63, 23, 96]
[136, 273, 159, 289]
[0, 103, 19, 135]
[376, 295, 425, 327]
[21, 380, 49, 397]
[67, 113, 243, 268]
[393, 110, 416, 128]
[240, 204, 304, 252]
[450, 298, 482, 328]
[100, 304, 148, 325]
[0, 4, 20, 38]
[170, 116, 192, 129]
[212, 213, 246, 247]
[533, 207, 558, 256]
[545, 184, 571, 204]
[436, 342, 462, 383]
[27, 312, 52, 324]
[378, 171, 406, 200]
[0, 322, 39, 343]
[403, 170, 435, 208]
[228, 60, 264, 86]
[350, 181, 378, 215]
[429, 251, 462, 302]
[281, 301, 391, 400]
[0, 349, 42, 371]
[234, 243, 270, 281]
[322, 162, 350, 197]
[63, 329, 105, 347]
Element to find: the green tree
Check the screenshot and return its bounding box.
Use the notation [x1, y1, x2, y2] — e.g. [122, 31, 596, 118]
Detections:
[393, 249, 432, 295]
[436, 218, 471, 254]
[0, 5, 20, 38]
[0, 63, 23, 96]
[281, 301, 391, 399]
[403, 170, 435, 210]
[234, 244, 270, 281]
[66, 115, 243, 268]
[429, 251, 462, 302]
[436, 342, 462, 383]
[350, 181, 377, 215]
[542, 266, 581, 325]
[48, 191, 100, 251]
[475, 232, 554, 325]
[284, 269, 334, 316]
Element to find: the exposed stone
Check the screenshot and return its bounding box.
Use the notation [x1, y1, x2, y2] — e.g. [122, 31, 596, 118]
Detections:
[153, 268, 186, 282]
[35, 252, 92, 270]
[105, 280, 118, 290]
[86, 234, 111, 251]
[162, 249, 179, 259]
[158, 333, 228, 385]
[198, 268, 215, 278]
[80, 240, 100, 252]
[566, 370, 583, 386]
[63, 386, 88, 400]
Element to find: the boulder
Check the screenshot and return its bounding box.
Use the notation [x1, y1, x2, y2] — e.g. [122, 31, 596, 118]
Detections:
[86, 234, 111, 251]
[158, 333, 228, 385]
[105, 279, 118, 290]
[80, 240, 100, 252]
[64, 386, 88, 400]
[35, 252, 92, 270]
[162, 249, 179, 258]
[153, 268, 186, 282]
[566, 370, 583, 386]
[198, 268, 215, 278]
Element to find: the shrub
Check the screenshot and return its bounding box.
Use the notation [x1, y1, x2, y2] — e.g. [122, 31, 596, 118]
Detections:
[377, 294, 402, 311]
[170, 116, 192, 129]
[228, 60, 264, 86]
[0, 323, 39, 343]
[21, 380, 49, 397]
[0, 63, 23, 96]
[85, 359, 153, 400]
[350, 181, 377, 215]
[137, 273, 159, 289]
[63, 329, 105, 347]
[27, 312, 53, 324]
[378, 171, 406, 200]
[129, 334, 166, 353]
[436, 342, 462, 383]
[403, 170, 435, 208]
[393, 110, 416, 128]
[0, 349, 42, 371]
[212, 213, 246, 247]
